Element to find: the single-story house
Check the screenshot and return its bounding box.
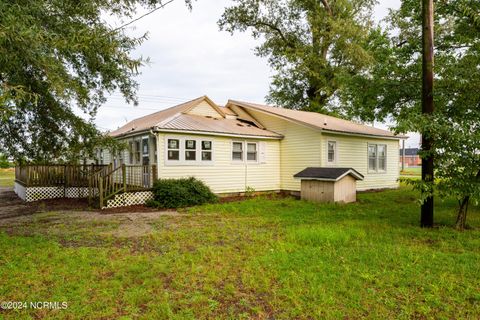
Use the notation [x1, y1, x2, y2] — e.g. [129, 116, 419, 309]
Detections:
[101, 95, 403, 195]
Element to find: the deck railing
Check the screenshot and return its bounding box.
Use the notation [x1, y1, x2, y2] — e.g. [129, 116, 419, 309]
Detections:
[15, 164, 157, 208]
[15, 164, 108, 187]
[98, 164, 157, 207]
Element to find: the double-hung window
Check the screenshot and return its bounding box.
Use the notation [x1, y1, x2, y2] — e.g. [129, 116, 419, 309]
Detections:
[166, 137, 213, 164]
[185, 140, 196, 161]
[232, 142, 243, 161]
[167, 139, 180, 161]
[327, 141, 336, 164]
[202, 141, 212, 161]
[368, 144, 387, 172]
[247, 143, 258, 161]
[232, 141, 259, 163]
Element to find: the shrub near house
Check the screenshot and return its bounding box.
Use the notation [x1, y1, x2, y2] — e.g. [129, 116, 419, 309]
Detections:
[147, 177, 217, 209]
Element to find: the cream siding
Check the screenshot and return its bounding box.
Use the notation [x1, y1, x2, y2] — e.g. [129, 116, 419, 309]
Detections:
[186, 101, 223, 118]
[246, 110, 322, 191]
[320, 133, 400, 190]
[157, 132, 281, 194]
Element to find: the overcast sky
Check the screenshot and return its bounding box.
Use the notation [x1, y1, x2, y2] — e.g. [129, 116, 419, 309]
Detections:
[91, 0, 418, 147]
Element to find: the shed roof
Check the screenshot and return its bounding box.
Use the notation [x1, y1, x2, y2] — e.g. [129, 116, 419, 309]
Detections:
[294, 167, 364, 181]
[228, 100, 405, 139]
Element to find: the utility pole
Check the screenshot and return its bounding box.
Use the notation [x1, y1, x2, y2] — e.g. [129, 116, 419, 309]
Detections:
[421, 0, 435, 227]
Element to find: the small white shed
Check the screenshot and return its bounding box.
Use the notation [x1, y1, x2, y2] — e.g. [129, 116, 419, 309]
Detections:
[294, 167, 364, 203]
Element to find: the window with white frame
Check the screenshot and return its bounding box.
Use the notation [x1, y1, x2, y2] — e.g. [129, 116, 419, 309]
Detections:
[185, 140, 196, 161]
[166, 137, 213, 164]
[327, 141, 336, 164]
[232, 141, 261, 163]
[247, 143, 258, 161]
[368, 144, 387, 172]
[232, 142, 243, 161]
[201, 141, 212, 161]
[167, 139, 180, 161]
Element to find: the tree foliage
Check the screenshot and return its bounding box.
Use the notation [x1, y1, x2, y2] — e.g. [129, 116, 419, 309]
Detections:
[0, 0, 170, 163]
[219, 0, 378, 113]
[340, 0, 480, 229]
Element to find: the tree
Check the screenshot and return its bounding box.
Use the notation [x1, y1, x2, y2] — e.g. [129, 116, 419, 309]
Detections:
[0, 0, 178, 163]
[218, 0, 378, 113]
[339, 0, 480, 229]
[420, 0, 434, 228]
[0, 154, 11, 168]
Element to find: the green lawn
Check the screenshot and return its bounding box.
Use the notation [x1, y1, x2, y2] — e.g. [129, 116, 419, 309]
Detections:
[1, 186, 479, 319]
[0, 168, 14, 187]
[400, 167, 421, 177]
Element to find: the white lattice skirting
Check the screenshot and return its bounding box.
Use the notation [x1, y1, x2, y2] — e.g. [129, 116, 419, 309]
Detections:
[14, 182, 98, 202]
[105, 191, 154, 209]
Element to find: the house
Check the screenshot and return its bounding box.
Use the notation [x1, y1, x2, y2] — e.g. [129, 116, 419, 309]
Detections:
[399, 148, 421, 167]
[103, 95, 402, 195]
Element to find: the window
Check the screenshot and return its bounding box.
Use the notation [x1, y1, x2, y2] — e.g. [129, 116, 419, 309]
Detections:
[185, 140, 196, 161]
[142, 137, 150, 165]
[378, 145, 386, 171]
[152, 136, 157, 164]
[327, 141, 336, 164]
[368, 144, 387, 172]
[165, 137, 213, 164]
[135, 140, 141, 163]
[247, 143, 257, 161]
[129, 142, 134, 164]
[232, 142, 243, 161]
[167, 139, 180, 160]
[119, 151, 123, 165]
[202, 141, 212, 161]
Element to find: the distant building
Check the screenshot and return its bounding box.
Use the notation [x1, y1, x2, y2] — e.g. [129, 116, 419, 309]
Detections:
[399, 148, 421, 167]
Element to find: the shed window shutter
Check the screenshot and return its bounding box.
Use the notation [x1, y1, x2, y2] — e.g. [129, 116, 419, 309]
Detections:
[259, 142, 267, 163]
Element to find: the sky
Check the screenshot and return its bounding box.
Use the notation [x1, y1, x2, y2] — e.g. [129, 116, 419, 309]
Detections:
[92, 0, 419, 147]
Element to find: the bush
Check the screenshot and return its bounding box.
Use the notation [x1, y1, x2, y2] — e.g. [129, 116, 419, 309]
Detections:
[147, 177, 217, 209]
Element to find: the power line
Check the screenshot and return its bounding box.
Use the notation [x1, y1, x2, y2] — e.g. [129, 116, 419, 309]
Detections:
[110, 0, 175, 33]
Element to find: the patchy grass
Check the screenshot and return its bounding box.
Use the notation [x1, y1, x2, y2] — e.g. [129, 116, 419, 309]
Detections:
[400, 167, 422, 177]
[0, 186, 479, 319]
[0, 168, 15, 187]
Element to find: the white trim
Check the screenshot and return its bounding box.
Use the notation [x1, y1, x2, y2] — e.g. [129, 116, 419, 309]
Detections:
[231, 140, 244, 163]
[231, 140, 261, 164]
[326, 140, 337, 165]
[164, 135, 215, 166]
[367, 143, 387, 174]
[246, 142, 259, 163]
[155, 128, 282, 140]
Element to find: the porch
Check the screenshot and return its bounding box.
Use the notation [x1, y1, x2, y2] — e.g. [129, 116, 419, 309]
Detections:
[14, 164, 157, 209]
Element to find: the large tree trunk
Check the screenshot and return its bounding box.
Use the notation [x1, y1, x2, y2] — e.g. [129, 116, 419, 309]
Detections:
[455, 196, 470, 230]
[421, 0, 435, 228]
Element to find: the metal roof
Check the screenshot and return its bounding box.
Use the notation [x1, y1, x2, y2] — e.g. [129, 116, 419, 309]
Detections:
[228, 100, 405, 139]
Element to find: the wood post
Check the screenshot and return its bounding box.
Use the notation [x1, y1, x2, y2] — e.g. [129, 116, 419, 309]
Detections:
[122, 164, 127, 192]
[99, 178, 104, 209]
